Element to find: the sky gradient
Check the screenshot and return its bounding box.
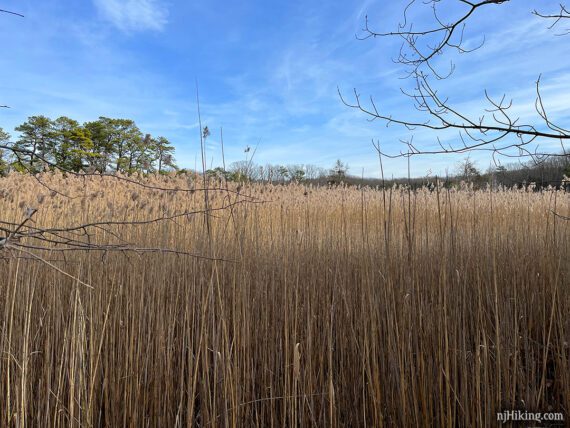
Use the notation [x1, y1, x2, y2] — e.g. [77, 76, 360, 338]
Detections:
[0, 0, 569, 178]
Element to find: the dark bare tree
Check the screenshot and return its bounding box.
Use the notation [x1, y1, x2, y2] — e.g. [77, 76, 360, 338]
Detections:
[342, 0, 570, 165]
[357, 0, 506, 79]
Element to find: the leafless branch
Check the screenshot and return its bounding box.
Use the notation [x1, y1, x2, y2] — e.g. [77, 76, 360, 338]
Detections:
[358, 0, 508, 78]
[533, 4, 570, 35]
[1, 197, 252, 280]
[551, 209, 570, 220]
[339, 73, 569, 163]
[0, 8, 24, 18]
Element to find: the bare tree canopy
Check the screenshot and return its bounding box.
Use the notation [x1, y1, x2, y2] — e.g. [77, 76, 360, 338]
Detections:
[342, 0, 570, 165]
[358, 0, 507, 78]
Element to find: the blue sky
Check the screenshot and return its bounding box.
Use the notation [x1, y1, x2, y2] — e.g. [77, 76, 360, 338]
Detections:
[0, 0, 569, 177]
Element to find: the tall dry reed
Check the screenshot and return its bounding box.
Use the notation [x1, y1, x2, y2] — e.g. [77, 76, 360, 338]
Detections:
[1, 172, 568, 426]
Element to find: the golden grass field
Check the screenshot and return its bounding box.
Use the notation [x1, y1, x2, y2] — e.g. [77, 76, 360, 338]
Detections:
[1, 172, 569, 427]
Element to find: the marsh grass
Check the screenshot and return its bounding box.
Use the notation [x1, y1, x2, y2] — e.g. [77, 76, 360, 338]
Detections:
[0, 173, 568, 426]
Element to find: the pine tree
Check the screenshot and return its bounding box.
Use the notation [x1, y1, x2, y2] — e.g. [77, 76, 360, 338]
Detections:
[52, 116, 95, 172]
[13, 116, 56, 172]
[153, 136, 176, 173]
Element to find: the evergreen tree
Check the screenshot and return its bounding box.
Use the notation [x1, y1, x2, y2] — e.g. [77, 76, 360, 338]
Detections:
[153, 136, 176, 173]
[52, 116, 95, 172]
[84, 119, 114, 172]
[5, 115, 177, 175]
[13, 116, 56, 172]
[92, 117, 142, 173]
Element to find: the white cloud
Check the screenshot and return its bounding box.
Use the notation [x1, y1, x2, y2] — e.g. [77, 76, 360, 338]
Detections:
[93, 0, 168, 32]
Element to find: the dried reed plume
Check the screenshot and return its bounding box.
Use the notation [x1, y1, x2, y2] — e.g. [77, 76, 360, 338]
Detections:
[0, 173, 568, 426]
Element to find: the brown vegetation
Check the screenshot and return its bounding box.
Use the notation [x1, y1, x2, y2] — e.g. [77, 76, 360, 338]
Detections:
[1, 172, 568, 426]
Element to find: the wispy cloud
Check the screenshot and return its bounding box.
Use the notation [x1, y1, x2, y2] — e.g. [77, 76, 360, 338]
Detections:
[93, 0, 168, 32]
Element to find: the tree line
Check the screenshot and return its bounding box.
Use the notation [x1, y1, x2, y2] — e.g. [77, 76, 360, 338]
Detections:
[206, 159, 349, 184]
[2, 116, 568, 190]
[1, 115, 350, 183]
[219, 156, 569, 190]
[353, 157, 570, 190]
[0, 116, 176, 175]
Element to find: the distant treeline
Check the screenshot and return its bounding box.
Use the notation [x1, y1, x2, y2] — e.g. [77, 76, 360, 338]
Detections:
[219, 157, 570, 190]
[203, 161, 333, 184]
[1, 118, 568, 189]
[340, 157, 570, 190]
[0, 116, 176, 175]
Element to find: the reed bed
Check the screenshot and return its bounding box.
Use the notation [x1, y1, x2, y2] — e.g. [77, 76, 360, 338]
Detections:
[0, 172, 568, 427]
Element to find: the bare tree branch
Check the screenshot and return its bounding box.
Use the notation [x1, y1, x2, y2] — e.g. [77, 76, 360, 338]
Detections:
[0, 8, 24, 18]
[358, 0, 508, 78]
[533, 4, 570, 35]
[339, 73, 568, 163]
[0, 195, 252, 277]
